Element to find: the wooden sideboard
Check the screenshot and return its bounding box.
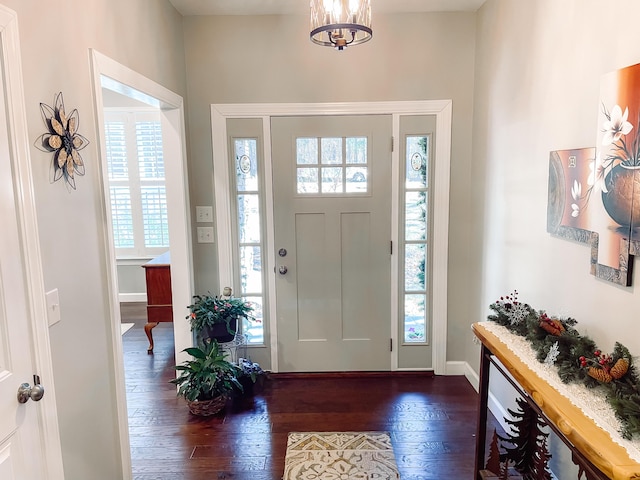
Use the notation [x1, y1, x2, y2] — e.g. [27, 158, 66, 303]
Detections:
[142, 251, 172, 353]
[472, 322, 640, 480]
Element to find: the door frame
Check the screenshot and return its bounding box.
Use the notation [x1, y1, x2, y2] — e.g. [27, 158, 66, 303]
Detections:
[211, 101, 452, 374]
[0, 5, 65, 477]
[90, 50, 193, 479]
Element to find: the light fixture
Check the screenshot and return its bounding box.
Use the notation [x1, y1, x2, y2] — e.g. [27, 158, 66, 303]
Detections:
[310, 0, 372, 51]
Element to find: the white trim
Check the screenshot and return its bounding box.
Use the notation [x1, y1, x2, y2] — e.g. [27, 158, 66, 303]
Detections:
[464, 361, 512, 434]
[390, 114, 400, 371]
[118, 293, 147, 303]
[445, 361, 468, 376]
[0, 5, 65, 478]
[90, 49, 193, 480]
[211, 101, 452, 373]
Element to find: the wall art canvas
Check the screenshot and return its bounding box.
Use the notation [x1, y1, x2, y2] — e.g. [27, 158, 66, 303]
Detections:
[548, 62, 640, 286]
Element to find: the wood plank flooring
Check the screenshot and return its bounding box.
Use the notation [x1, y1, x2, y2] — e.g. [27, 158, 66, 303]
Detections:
[121, 303, 498, 479]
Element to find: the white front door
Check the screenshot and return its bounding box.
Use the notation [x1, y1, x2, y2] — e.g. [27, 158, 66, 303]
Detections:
[271, 115, 392, 372]
[0, 6, 64, 479]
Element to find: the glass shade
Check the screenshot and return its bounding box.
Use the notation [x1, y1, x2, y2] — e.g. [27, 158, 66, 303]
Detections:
[310, 0, 372, 50]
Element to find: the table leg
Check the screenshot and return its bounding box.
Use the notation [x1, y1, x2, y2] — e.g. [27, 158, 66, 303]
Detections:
[475, 344, 491, 479]
[144, 322, 158, 354]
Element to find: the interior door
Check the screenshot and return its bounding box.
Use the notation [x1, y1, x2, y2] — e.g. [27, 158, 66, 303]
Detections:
[272, 115, 392, 372]
[0, 6, 63, 478]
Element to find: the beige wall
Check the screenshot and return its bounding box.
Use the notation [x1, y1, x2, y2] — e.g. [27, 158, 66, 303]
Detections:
[469, 0, 640, 372]
[183, 11, 478, 364]
[0, 1, 186, 478]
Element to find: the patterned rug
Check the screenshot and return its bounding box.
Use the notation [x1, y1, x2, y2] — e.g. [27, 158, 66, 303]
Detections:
[283, 431, 400, 480]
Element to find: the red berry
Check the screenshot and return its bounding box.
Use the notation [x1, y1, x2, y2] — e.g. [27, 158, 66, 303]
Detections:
[594, 350, 601, 357]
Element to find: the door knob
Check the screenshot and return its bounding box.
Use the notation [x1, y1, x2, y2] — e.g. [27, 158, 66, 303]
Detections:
[279, 265, 288, 275]
[17, 380, 45, 404]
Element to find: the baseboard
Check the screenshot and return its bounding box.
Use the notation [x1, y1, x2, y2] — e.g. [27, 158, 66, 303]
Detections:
[118, 293, 147, 303]
[463, 361, 511, 433]
[445, 360, 467, 376]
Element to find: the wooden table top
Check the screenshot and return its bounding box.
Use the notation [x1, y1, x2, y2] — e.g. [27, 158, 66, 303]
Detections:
[472, 322, 640, 480]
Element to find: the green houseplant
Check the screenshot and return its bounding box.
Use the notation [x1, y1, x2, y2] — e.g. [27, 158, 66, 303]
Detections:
[187, 293, 254, 342]
[170, 339, 243, 416]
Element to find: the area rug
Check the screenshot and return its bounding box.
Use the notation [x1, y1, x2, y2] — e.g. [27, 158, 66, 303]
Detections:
[120, 323, 134, 335]
[283, 431, 400, 480]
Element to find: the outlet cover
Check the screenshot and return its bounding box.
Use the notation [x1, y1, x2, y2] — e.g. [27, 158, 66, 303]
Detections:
[197, 226, 214, 243]
[196, 206, 213, 223]
[46, 289, 61, 326]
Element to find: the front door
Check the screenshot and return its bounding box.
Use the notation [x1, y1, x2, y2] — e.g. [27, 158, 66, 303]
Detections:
[0, 6, 63, 478]
[271, 115, 392, 372]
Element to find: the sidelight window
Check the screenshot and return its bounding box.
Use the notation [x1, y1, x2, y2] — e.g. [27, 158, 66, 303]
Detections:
[233, 138, 264, 344]
[402, 135, 429, 343]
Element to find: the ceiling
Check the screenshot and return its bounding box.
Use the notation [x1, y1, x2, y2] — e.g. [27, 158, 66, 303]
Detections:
[168, 0, 487, 16]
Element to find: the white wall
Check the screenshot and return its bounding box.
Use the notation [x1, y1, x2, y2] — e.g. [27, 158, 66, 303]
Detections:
[183, 11, 478, 365]
[470, 0, 640, 370]
[471, 0, 640, 474]
[0, 1, 187, 478]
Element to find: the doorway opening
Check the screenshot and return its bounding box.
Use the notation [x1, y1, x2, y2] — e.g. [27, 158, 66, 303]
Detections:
[90, 50, 192, 478]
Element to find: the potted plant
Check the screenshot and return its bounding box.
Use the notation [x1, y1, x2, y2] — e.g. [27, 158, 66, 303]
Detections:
[236, 357, 266, 396]
[170, 339, 243, 416]
[187, 292, 254, 343]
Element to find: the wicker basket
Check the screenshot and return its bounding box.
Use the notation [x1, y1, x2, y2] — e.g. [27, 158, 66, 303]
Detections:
[186, 395, 228, 416]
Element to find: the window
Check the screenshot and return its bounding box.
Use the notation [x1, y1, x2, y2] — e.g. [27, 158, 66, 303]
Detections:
[296, 136, 368, 194]
[402, 135, 429, 343]
[233, 138, 264, 344]
[104, 110, 169, 258]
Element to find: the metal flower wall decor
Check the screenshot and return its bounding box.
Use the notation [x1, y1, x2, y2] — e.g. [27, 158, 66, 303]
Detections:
[35, 92, 88, 190]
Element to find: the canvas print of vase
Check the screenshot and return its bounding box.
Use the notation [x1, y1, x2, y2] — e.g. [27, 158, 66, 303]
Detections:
[548, 62, 640, 277]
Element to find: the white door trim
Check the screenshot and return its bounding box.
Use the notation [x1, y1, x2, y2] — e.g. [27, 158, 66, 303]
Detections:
[90, 50, 193, 479]
[211, 101, 451, 375]
[0, 5, 65, 477]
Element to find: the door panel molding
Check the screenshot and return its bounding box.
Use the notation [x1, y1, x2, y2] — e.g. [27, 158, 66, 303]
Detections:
[211, 101, 452, 374]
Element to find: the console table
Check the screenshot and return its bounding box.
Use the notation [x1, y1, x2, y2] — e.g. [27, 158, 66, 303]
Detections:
[142, 251, 172, 353]
[472, 322, 640, 480]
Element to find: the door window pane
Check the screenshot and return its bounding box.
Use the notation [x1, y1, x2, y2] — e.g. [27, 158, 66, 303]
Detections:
[296, 138, 318, 164]
[404, 294, 426, 342]
[297, 167, 319, 193]
[405, 192, 427, 241]
[406, 136, 428, 188]
[321, 137, 342, 164]
[346, 137, 367, 164]
[321, 167, 343, 193]
[346, 167, 367, 193]
[236, 139, 259, 192]
[238, 194, 261, 243]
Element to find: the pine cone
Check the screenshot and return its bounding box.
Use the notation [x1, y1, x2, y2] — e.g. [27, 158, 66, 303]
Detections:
[588, 367, 613, 383]
[539, 318, 565, 336]
[610, 358, 629, 379]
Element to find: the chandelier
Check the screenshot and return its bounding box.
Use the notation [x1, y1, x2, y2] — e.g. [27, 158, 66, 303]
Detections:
[310, 0, 372, 51]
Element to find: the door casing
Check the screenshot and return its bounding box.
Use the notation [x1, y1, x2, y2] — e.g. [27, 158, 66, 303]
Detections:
[211, 101, 452, 374]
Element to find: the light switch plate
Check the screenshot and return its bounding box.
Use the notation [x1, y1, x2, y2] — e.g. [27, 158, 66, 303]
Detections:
[197, 227, 214, 243]
[46, 288, 61, 326]
[196, 206, 213, 223]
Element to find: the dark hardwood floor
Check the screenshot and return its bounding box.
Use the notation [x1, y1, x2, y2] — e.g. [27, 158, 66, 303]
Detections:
[121, 303, 498, 479]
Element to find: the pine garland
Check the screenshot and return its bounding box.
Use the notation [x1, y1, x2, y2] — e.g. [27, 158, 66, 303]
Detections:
[488, 291, 640, 439]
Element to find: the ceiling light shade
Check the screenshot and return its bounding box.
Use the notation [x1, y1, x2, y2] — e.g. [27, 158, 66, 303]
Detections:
[310, 0, 372, 51]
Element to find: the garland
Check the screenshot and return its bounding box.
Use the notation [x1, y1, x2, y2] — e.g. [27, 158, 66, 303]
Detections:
[488, 291, 640, 439]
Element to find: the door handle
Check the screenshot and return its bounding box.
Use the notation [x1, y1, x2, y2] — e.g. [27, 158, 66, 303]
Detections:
[279, 265, 288, 275]
[17, 379, 45, 404]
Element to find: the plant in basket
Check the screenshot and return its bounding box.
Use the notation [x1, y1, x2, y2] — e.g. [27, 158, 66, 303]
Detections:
[170, 339, 243, 416]
[187, 291, 254, 343]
